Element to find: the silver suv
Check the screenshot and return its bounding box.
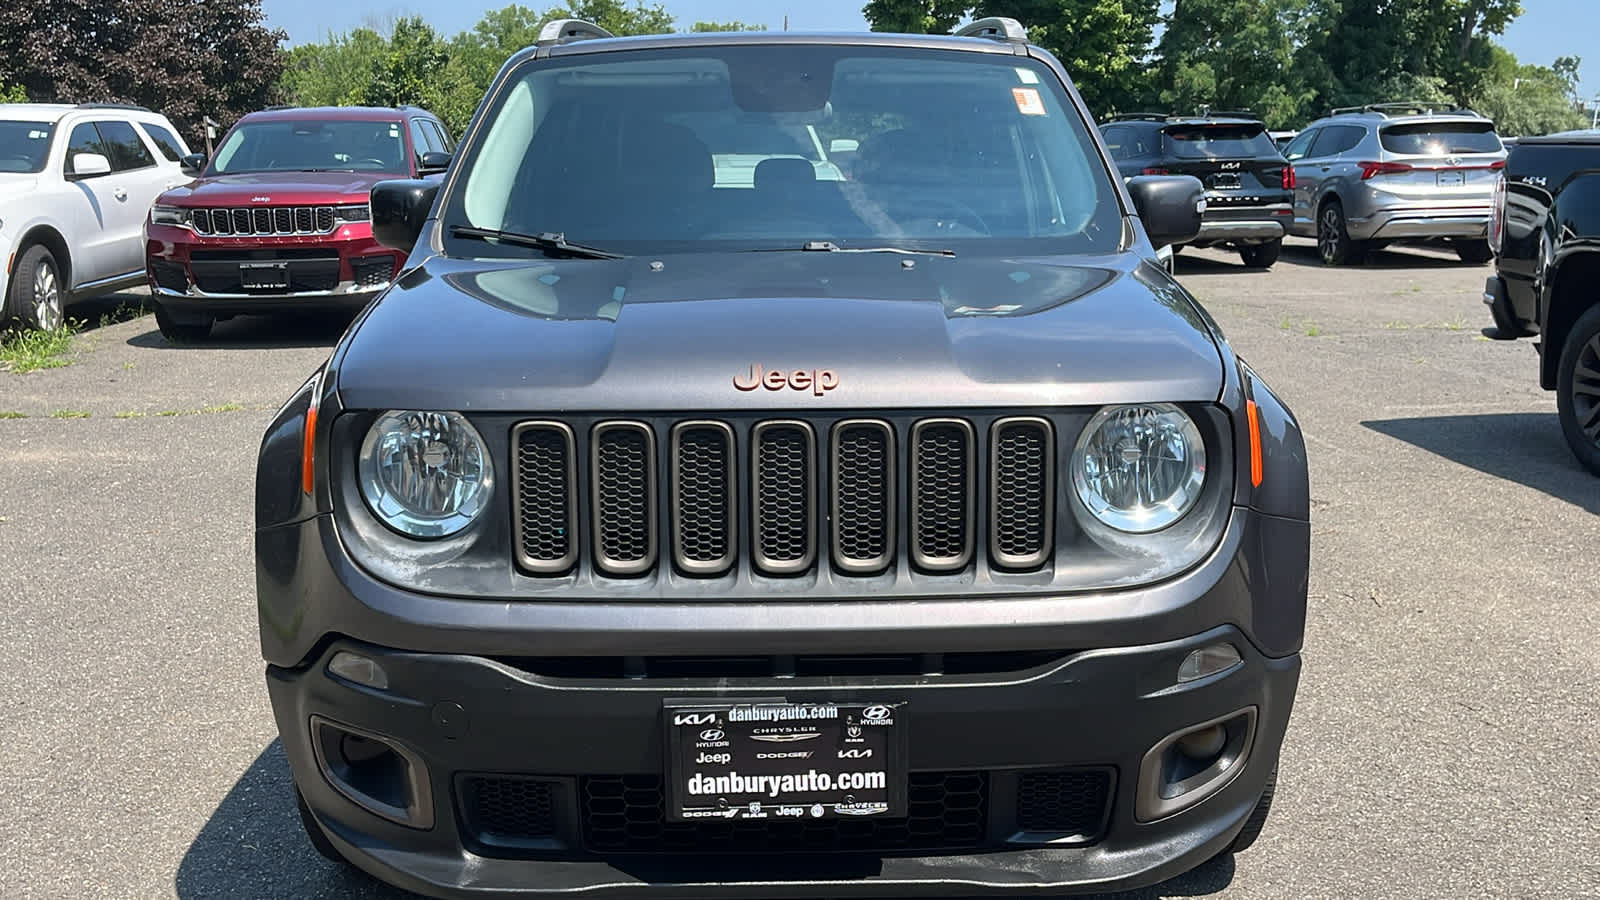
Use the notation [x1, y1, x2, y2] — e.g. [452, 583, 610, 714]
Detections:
[1282, 103, 1506, 265]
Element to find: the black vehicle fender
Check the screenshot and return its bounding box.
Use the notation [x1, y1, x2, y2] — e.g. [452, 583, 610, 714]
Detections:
[1235, 358, 1309, 522]
[256, 365, 332, 531]
[1537, 170, 1600, 389]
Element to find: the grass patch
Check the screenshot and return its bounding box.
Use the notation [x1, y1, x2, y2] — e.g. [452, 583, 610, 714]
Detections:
[0, 322, 78, 373]
[156, 409, 182, 417]
[1381, 320, 1414, 330]
[0, 411, 25, 419]
[1442, 317, 1468, 331]
[49, 409, 90, 419]
[199, 402, 245, 414]
[1304, 325, 1322, 337]
[113, 410, 146, 419]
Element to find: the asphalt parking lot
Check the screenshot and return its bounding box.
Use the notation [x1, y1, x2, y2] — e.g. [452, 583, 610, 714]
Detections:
[1, 238, 1596, 899]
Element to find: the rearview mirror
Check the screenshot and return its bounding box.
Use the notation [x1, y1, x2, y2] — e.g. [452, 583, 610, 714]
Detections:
[418, 151, 452, 175]
[71, 153, 112, 177]
[180, 152, 206, 175]
[371, 179, 441, 254]
[1125, 175, 1205, 249]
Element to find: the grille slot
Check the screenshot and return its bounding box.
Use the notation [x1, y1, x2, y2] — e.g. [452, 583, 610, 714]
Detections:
[831, 420, 895, 573]
[189, 206, 338, 237]
[910, 419, 976, 572]
[272, 207, 293, 233]
[990, 417, 1054, 570]
[512, 422, 578, 574]
[591, 422, 656, 576]
[580, 772, 986, 853]
[315, 207, 336, 232]
[670, 421, 735, 576]
[458, 775, 558, 850]
[751, 421, 816, 575]
[1015, 769, 1112, 839]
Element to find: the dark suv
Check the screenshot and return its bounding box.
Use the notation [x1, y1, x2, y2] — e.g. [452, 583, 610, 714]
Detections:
[1100, 112, 1293, 268]
[144, 105, 453, 340]
[257, 18, 1309, 898]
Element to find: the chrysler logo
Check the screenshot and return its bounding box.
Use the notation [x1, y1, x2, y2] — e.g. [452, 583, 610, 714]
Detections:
[733, 364, 839, 396]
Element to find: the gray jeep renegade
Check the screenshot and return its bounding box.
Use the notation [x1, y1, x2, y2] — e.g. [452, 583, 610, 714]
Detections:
[255, 18, 1310, 898]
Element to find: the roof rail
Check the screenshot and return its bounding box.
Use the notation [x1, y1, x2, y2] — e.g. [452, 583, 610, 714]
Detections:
[1106, 112, 1170, 122]
[76, 102, 150, 112]
[954, 17, 1029, 43]
[1204, 109, 1260, 120]
[537, 18, 615, 46]
[1330, 101, 1482, 118]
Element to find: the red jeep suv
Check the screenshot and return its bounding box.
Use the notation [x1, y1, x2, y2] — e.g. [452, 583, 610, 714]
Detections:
[144, 105, 452, 340]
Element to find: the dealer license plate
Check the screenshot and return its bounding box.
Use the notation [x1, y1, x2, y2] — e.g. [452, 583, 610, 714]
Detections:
[1436, 170, 1465, 187]
[664, 701, 906, 822]
[239, 262, 289, 290]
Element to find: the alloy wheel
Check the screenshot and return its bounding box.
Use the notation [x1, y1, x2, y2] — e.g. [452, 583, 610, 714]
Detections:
[32, 260, 63, 331]
[1317, 207, 1341, 264]
[1573, 334, 1600, 446]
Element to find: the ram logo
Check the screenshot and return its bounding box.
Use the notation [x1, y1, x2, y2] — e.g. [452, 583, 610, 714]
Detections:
[673, 712, 717, 726]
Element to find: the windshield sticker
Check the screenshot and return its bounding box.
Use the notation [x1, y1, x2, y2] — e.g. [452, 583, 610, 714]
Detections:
[1015, 68, 1040, 85]
[29, 130, 47, 140]
[1012, 88, 1047, 116]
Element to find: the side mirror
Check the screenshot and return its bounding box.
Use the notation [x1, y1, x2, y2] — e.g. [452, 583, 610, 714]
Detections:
[371, 179, 440, 254]
[1125, 175, 1204, 249]
[180, 153, 206, 175]
[418, 151, 452, 174]
[71, 153, 112, 177]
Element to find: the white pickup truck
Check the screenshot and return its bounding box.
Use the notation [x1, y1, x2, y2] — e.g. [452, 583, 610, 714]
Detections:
[1, 103, 193, 330]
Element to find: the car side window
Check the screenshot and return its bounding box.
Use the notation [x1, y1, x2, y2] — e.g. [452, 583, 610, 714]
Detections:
[1310, 125, 1361, 159]
[1282, 128, 1317, 161]
[138, 122, 186, 162]
[421, 119, 452, 153]
[1101, 126, 1129, 160]
[409, 119, 436, 166]
[63, 122, 109, 176]
[94, 120, 157, 171]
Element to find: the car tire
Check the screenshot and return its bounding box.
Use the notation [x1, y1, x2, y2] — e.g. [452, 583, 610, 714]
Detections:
[6, 244, 67, 331]
[1239, 239, 1282, 269]
[1556, 304, 1600, 476]
[154, 301, 213, 343]
[1454, 239, 1494, 265]
[296, 786, 350, 866]
[1226, 763, 1277, 855]
[1316, 201, 1363, 266]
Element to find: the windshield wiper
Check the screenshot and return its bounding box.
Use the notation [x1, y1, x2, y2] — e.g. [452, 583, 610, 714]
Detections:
[748, 240, 955, 257]
[450, 226, 625, 260]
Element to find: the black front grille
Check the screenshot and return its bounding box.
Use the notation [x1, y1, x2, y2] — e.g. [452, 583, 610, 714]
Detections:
[190, 205, 340, 237]
[911, 420, 975, 571]
[592, 423, 655, 575]
[752, 422, 815, 574]
[149, 261, 188, 293]
[990, 418, 1053, 569]
[832, 421, 894, 573]
[671, 422, 734, 574]
[497, 649, 1071, 680]
[459, 775, 557, 846]
[1015, 769, 1112, 836]
[580, 773, 986, 853]
[513, 423, 577, 573]
[351, 254, 394, 288]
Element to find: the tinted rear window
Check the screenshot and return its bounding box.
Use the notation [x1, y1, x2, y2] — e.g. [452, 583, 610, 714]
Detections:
[1380, 122, 1502, 155]
[1163, 124, 1278, 158]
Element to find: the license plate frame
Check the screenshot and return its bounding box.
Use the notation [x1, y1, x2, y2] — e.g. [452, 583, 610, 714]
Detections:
[1209, 173, 1241, 190]
[239, 262, 289, 290]
[1436, 170, 1465, 187]
[663, 700, 907, 823]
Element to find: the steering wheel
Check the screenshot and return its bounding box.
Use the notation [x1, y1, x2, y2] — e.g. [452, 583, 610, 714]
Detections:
[893, 196, 991, 237]
[356, 158, 388, 168]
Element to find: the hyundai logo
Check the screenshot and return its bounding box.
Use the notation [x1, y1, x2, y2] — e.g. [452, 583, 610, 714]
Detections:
[862, 705, 892, 721]
[700, 728, 725, 741]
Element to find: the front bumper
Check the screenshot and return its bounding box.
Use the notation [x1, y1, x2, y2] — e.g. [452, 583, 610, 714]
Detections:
[274, 630, 1298, 898]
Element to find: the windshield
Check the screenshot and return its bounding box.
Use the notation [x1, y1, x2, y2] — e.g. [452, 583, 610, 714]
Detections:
[0, 121, 55, 173]
[208, 119, 408, 175]
[1163, 123, 1278, 159]
[1379, 122, 1502, 155]
[448, 45, 1121, 257]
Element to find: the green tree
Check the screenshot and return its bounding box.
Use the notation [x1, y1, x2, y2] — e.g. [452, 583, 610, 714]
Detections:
[281, 28, 389, 108]
[689, 21, 768, 31]
[1152, 0, 1310, 127]
[0, 83, 25, 103]
[862, 0, 970, 33]
[1470, 47, 1585, 136]
[364, 17, 451, 110]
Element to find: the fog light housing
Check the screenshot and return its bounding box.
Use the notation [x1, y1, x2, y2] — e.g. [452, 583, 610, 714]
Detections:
[327, 651, 389, 689]
[1177, 643, 1242, 683]
[1136, 707, 1257, 822]
[311, 716, 434, 829]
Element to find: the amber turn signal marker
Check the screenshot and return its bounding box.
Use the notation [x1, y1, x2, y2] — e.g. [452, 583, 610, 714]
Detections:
[301, 383, 321, 496]
[1246, 400, 1263, 487]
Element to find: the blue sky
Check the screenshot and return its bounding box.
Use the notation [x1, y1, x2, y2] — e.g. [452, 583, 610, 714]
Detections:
[263, 0, 1597, 103]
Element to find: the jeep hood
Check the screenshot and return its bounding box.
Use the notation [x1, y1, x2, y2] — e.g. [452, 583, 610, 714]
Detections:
[162, 171, 391, 206]
[335, 252, 1225, 412]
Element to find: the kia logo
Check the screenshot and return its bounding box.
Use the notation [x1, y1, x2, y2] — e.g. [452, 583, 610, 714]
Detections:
[700, 728, 725, 741]
[673, 712, 717, 726]
[732, 364, 838, 396]
[862, 705, 891, 721]
[838, 748, 873, 759]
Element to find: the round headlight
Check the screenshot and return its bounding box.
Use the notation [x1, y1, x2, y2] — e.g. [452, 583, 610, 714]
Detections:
[358, 410, 491, 538]
[1071, 404, 1206, 533]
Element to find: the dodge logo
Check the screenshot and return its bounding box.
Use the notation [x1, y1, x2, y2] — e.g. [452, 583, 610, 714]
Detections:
[733, 364, 838, 396]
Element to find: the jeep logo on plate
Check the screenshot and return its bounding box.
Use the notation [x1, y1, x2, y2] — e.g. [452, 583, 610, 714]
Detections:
[733, 364, 839, 396]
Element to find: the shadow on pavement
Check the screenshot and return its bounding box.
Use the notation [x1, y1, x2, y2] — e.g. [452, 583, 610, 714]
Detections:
[1363, 412, 1599, 513]
[128, 310, 358, 351]
[176, 740, 412, 899]
[1274, 241, 1483, 271]
[181, 742, 1238, 900]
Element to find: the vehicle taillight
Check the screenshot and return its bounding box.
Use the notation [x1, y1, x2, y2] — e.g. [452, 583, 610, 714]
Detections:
[1358, 160, 1414, 180]
[1488, 171, 1506, 254]
[1282, 165, 1296, 189]
[1142, 166, 1169, 175]
[1490, 159, 1506, 170]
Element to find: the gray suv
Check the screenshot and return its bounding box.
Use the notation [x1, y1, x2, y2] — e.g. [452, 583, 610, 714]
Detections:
[1282, 103, 1506, 264]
